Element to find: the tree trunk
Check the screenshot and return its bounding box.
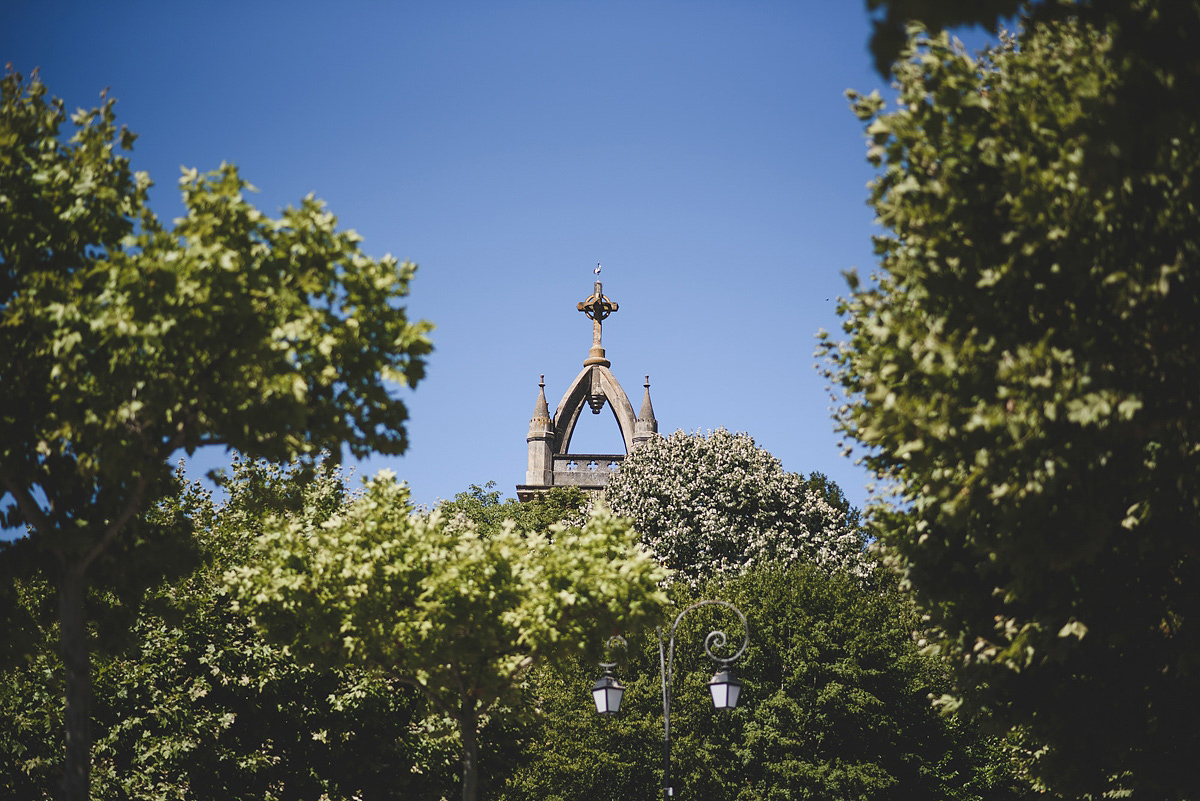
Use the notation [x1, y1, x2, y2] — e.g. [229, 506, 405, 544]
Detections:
[459, 700, 480, 801]
[59, 565, 90, 801]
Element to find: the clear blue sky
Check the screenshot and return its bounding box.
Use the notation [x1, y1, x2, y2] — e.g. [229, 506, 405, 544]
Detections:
[4, 1, 977, 512]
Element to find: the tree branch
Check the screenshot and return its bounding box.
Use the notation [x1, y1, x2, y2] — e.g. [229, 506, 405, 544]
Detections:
[392, 672, 454, 718]
[80, 474, 148, 573]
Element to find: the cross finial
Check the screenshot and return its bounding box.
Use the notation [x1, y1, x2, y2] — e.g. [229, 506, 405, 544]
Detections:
[577, 270, 618, 367]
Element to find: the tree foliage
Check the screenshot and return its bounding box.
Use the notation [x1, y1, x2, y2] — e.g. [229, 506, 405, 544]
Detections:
[864, 0, 1022, 76]
[1, 460, 460, 800]
[227, 474, 669, 801]
[864, 0, 1200, 94]
[604, 429, 867, 586]
[826, 9, 1200, 797]
[436, 481, 589, 538]
[502, 565, 1029, 801]
[0, 70, 432, 799]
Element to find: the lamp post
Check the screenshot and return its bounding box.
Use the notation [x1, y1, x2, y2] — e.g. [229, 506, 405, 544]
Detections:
[592, 600, 749, 799]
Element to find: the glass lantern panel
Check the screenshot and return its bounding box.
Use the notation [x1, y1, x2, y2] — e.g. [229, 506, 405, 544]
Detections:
[709, 677, 742, 710]
[606, 686, 624, 714]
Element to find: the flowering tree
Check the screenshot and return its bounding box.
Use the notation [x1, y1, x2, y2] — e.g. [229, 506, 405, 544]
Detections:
[603, 429, 867, 585]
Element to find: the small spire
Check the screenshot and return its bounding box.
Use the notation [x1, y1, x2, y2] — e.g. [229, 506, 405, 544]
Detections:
[638, 376, 657, 424]
[528, 374, 552, 438]
[634, 375, 658, 445]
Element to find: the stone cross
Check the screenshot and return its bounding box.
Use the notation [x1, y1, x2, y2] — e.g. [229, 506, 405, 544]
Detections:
[577, 278, 618, 366]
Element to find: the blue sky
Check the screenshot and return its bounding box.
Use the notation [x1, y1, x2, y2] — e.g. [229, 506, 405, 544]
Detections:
[4, 1, 979, 512]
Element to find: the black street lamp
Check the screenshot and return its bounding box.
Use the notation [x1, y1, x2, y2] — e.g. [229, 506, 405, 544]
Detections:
[707, 668, 742, 711]
[591, 664, 625, 716]
[592, 600, 749, 799]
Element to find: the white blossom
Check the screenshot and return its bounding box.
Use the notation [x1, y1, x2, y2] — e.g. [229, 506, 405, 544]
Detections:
[604, 428, 869, 587]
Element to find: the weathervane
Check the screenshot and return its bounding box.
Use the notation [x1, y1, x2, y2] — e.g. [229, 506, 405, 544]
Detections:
[578, 264, 618, 367]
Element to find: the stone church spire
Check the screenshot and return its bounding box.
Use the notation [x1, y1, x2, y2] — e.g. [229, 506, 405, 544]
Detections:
[517, 268, 660, 501]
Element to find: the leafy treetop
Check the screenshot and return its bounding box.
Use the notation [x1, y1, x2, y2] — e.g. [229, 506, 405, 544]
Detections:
[826, 11, 1200, 798]
[227, 474, 669, 801]
[436, 481, 589, 538]
[1, 70, 432, 801]
[2, 68, 433, 553]
[1, 459, 457, 801]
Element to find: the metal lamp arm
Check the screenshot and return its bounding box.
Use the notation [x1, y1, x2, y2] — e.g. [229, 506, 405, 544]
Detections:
[659, 600, 749, 799]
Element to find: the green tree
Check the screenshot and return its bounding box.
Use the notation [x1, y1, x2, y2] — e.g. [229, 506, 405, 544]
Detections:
[429, 481, 592, 797]
[864, 0, 1200, 93]
[864, 0, 1022, 76]
[0, 71, 432, 800]
[2, 459, 459, 800]
[825, 11, 1200, 797]
[437, 482, 589, 537]
[227, 474, 670, 801]
[503, 565, 1028, 801]
[603, 429, 867, 586]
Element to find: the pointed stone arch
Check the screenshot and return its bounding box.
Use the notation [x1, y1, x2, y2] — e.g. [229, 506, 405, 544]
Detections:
[552, 364, 637, 455]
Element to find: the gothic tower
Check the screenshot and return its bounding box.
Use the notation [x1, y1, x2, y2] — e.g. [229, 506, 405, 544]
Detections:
[517, 272, 658, 501]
